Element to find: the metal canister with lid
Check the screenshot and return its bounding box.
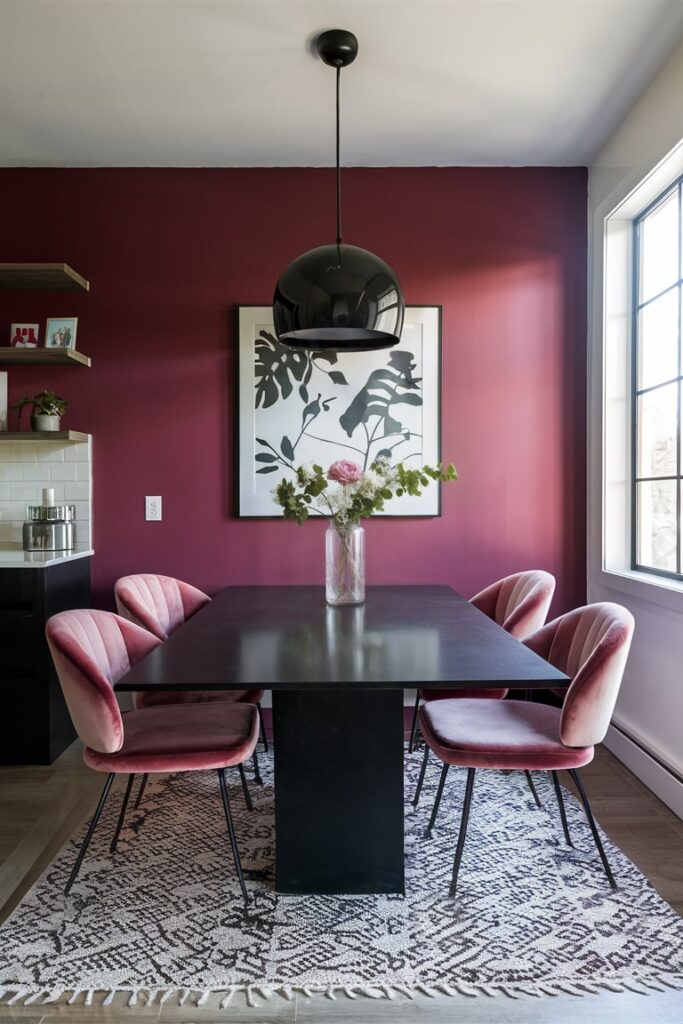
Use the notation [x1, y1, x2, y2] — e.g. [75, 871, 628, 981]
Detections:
[23, 488, 76, 551]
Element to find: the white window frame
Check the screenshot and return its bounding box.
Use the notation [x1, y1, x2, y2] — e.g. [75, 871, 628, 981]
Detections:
[591, 136, 683, 613]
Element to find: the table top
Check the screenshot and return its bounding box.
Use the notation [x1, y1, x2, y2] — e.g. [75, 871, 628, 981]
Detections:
[116, 585, 569, 692]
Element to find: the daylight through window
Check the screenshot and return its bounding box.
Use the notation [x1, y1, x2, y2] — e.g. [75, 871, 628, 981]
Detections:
[633, 177, 683, 576]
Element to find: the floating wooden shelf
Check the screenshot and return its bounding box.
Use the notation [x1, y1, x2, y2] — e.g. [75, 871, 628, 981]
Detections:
[0, 263, 90, 291]
[0, 431, 89, 443]
[0, 348, 91, 367]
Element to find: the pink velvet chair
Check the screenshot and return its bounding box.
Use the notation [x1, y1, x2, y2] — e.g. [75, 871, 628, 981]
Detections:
[408, 570, 556, 752]
[46, 609, 259, 901]
[414, 602, 634, 896]
[115, 573, 268, 792]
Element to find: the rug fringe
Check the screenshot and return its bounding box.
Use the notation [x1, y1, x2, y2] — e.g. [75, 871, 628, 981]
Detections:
[1, 974, 682, 1006]
[219, 987, 236, 1008]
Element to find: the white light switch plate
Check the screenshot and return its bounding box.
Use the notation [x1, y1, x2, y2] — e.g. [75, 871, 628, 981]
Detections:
[145, 496, 162, 521]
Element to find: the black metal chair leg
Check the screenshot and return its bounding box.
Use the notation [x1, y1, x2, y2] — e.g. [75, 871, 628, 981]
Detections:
[408, 690, 421, 752]
[551, 770, 572, 846]
[238, 763, 253, 810]
[65, 773, 115, 895]
[110, 773, 136, 853]
[218, 768, 249, 903]
[256, 701, 269, 752]
[133, 773, 148, 810]
[569, 768, 617, 891]
[413, 743, 430, 807]
[524, 770, 542, 808]
[252, 750, 263, 786]
[449, 768, 476, 897]
[427, 763, 449, 835]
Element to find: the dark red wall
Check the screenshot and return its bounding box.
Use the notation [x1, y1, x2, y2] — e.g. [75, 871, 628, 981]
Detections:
[0, 168, 587, 613]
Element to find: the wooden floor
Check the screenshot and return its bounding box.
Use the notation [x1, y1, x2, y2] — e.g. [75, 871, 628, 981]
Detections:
[0, 743, 681, 1023]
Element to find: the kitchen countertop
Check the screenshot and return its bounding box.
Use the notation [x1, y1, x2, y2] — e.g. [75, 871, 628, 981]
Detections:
[0, 546, 94, 569]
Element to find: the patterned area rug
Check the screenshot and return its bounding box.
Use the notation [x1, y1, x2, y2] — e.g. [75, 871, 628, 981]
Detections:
[0, 750, 682, 1009]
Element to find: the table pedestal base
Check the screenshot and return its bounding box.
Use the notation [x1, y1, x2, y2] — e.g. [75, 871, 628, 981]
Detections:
[273, 688, 405, 894]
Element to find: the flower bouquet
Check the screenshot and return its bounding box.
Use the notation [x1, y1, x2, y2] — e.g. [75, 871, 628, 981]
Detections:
[273, 458, 457, 605]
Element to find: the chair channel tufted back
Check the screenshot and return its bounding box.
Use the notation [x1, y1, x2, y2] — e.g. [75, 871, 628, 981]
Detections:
[115, 574, 211, 641]
[46, 609, 161, 754]
[471, 570, 556, 640]
[524, 602, 634, 748]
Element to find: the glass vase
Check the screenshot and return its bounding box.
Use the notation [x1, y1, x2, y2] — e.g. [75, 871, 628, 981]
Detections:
[325, 524, 365, 606]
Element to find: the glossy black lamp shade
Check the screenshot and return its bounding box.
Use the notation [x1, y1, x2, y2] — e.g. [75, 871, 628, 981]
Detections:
[274, 243, 404, 352]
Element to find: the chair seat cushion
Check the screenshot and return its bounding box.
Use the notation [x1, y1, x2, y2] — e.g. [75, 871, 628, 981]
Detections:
[419, 698, 593, 770]
[133, 688, 264, 709]
[422, 687, 508, 701]
[84, 701, 259, 773]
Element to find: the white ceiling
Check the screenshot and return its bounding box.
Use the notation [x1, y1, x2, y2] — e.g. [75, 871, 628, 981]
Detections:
[1, 0, 683, 168]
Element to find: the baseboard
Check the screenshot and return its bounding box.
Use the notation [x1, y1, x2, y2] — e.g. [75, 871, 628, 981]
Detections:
[604, 723, 683, 821]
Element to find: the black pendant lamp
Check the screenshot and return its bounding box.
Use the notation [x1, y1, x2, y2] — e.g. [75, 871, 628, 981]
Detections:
[273, 29, 404, 352]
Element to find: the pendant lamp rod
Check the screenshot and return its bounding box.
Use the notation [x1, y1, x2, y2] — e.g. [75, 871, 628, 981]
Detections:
[336, 64, 342, 245]
[273, 29, 405, 352]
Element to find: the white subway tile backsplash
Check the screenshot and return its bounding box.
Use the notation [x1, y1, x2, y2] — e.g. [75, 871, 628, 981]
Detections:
[10, 445, 37, 462]
[12, 484, 40, 502]
[71, 500, 89, 519]
[64, 443, 89, 462]
[63, 482, 90, 501]
[36, 446, 65, 463]
[0, 437, 92, 548]
[49, 463, 77, 481]
[22, 464, 50, 481]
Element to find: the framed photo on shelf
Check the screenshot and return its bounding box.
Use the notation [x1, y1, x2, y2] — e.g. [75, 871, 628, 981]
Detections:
[45, 317, 78, 350]
[236, 305, 442, 518]
[10, 323, 39, 348]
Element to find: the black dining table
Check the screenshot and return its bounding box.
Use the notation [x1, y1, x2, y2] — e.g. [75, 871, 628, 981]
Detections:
[116, 585, 569, 896]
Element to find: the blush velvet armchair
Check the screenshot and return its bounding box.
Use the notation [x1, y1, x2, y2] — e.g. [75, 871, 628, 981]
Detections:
[408, 570, 556, 752]
[46, 609, 259, 902]
[115, 573, 268, 795]
[415, 602, 634, 897]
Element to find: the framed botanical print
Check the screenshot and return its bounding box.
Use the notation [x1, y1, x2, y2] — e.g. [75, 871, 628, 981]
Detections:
[236, 305, 442, 517]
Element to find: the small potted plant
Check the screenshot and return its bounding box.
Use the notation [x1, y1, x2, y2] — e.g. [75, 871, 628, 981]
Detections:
[13, 390, 68, 432]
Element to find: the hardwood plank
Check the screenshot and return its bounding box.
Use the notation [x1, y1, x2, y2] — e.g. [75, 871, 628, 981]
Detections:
[294, 989, 683, 1023]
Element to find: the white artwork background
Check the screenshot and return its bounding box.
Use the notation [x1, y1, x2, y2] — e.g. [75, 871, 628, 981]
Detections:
[238, 307, 441, 517]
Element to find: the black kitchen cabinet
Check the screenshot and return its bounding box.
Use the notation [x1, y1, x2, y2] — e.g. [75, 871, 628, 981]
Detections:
[0, 556, 91, 764]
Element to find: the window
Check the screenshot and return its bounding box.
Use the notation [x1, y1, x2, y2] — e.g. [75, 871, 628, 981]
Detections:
[633, 178, 683, 577]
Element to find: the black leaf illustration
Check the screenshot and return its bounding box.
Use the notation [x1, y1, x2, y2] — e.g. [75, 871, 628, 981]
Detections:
[256, 466, 279, 474]
[302, 396, 321, 423]
[328, 370, 348, 386]
[299, 384, 309, 402]
[255, 330, 308, 409]
[255, 453, 278, 463]
[391, 393, 422, 408]
[281, 435, 295, 461]
[339, 353, 422, 439]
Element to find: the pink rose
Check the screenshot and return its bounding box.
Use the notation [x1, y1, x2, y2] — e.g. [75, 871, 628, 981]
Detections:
[327, 459, 363, 484]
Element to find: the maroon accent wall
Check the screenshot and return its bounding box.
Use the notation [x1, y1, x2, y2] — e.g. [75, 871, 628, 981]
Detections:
[0, 168, 587, 613]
